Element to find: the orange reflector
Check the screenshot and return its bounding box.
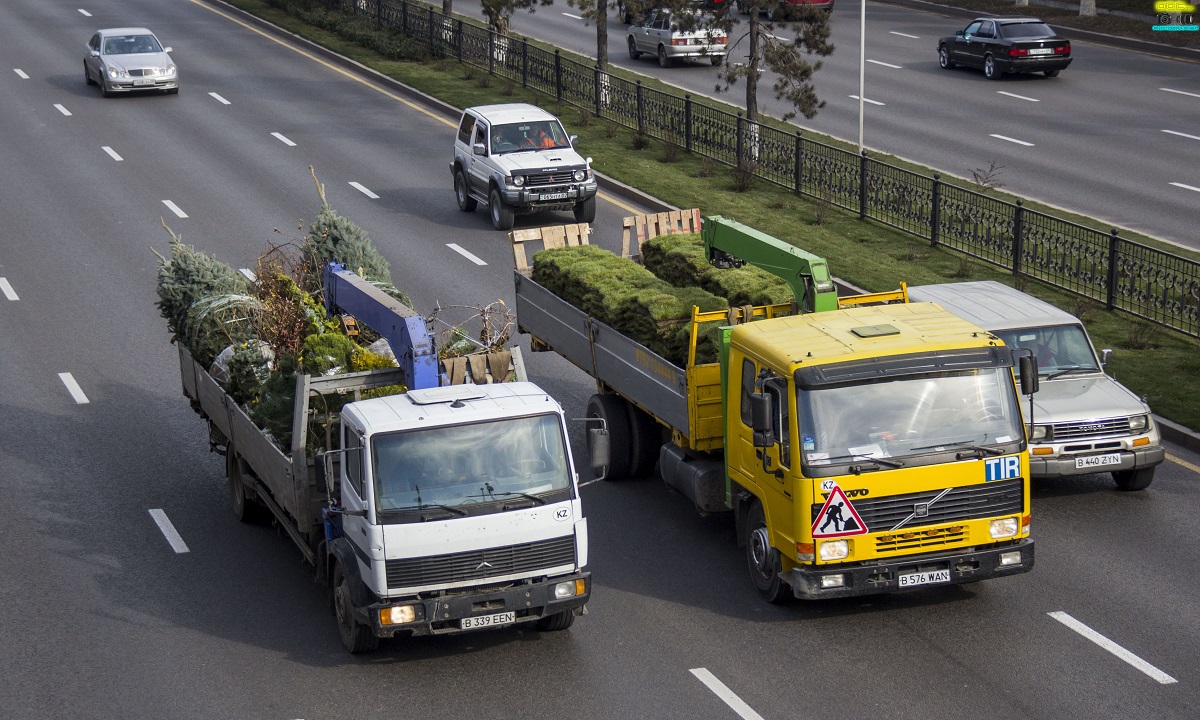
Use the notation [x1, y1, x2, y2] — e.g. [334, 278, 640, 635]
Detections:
[1032, 447, 1054, 455]
[1022, 515, 1031, 528]
[575, 578, 587, 596]
[1133, 437, 1149, 447]
[797, 543, 815, 555]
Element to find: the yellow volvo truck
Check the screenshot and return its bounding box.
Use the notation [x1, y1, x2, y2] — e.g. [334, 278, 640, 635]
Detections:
[513, 217, 1037, 601]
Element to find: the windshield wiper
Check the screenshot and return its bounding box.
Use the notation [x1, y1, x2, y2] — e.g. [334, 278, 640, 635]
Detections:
[1046, 366, 1093, 379]
[388, 502, 467, 516]
[823, 453, 904, 468]
[490, 490, 547, 505]
[911, 439, 1006, 457]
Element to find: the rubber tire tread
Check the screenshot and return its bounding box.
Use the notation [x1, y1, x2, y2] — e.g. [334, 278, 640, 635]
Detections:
[1113, 467, 1154, 491]
[627, 405, 662, 479]
[334, 565, 380, 654]
[536, 609, 576, 631]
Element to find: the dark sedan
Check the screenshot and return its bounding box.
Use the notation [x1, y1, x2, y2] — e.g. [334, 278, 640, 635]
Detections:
[938, 17, 1071, 80]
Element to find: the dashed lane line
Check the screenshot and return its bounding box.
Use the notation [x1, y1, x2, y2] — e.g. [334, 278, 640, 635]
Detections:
[1161, 87, 1200, 99]
[162, 200, 188, 218]
[54, 104, 72, 116]
[867, 59, 902, 69]
[997, 91, 1039, 102]
[447, 243, 487, 266]
[77, 9, 92, 17]
[102, 146, 123, 161]
[990, 133, 1034, 147]
[272, 131, 297, 146]
[562, 12, 583, 19]
[849, 95, 885, 106]
[890, 31, 920, 39]
[14, 69, 29, 79]
[1, 278, 18, 301]
[690, 669, 767, 720]
[209, 92, 231, 105]
[1163, 129, 1200, 141]
[1170, 181, 1200, 193]
[58, 373, 90, 404]
[149, 509, 191, 554]
[1048, 612, 1177, 685]
[349, 181, 379, 199]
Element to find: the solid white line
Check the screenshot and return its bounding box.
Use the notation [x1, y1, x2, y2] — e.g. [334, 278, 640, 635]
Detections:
[78, 8, 92, 16]
[54, 104, 72, 116]
[867, 59, 902, 69]
[849, 95, 885, 106]
[1170, 181, 1200, 193]
[162, 200, 188, 218]
[562, 12, 583, 19]
[447, 243, 487, 266]
[1048, 612, 1177, 684]
[149, 509, 191, 554]
[349, 181, 379, 199]
[997, 90, 1039, 102]
[1163, 129, 1200, 141]
[0, 278, 18, 301]
[58, 372, 90, 404]
[14, 69, 29, 79]
[990, 133, 1034, 146]
[102, 146, 123, 161]
[272, 132, 297, 147]
[1161, 87, 1200, 99]
[209, 92, 231, 105]
[690, 669, 767, 720]
[239, 268, 257, 282]
[890, 31, 920, 39]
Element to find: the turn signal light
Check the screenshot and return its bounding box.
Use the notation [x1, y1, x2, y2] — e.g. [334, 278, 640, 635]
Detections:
[1133, 437, 1150, 447]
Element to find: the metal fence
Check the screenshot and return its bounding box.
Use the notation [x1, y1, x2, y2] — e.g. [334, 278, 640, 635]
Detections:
[332, 0, 1200, 339]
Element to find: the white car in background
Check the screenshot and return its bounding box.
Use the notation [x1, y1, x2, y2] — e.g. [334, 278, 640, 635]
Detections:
[627, 10, 727, 68]
[84, 27, 178, 97]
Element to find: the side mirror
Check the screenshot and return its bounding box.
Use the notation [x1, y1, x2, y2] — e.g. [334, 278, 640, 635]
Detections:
[569, 134, 578, 145]
[1100, 348, 1112, 368]
[1019, 356, 1040, 396]
[750, 393, 776, 447]
[473, 142, 486, 156]
[588, 427, 611, 478]
[89, 50, 100, 57]
[163, 46, 173, 53]
[956, 30, 964, 37]
[318, 451, 337, 496]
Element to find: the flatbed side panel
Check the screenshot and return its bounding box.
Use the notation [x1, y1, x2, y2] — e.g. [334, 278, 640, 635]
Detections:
[228, 400, 302, 520]
[193, 355, 232, 441]
[514, 272, 597, 377]
[177, 343, 199, 402]
[689, 362, 725, 451]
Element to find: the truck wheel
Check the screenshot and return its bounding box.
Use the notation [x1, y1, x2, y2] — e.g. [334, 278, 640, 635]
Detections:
[573, 195, 596, 224]
[226, 452, 264, 523]
[627, 405, 663, 479]
[746, 501, 791, 604]
[455, 169, 478, 212]
[586, 393, 632, 480]
[1113, 467, 1155, 491]
[489, 187, 514, 230]
[334, 565, 380, 654]
[536, 608, 576, 631]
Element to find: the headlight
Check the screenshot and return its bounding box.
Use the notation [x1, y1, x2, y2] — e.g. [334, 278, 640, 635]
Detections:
[818, 540, 848, 561]
[1128, 414, 1149, 433]
[510, 175, 525, 187]
[572, 169, 587, 182]
[1028, 424, 1049, 441]
[165, 64, 176, 76]
[379, 604, 423, 625]
[107, 67, 126, 79]
[990, 517, 1019, 539]
[554, 578, 586, 599]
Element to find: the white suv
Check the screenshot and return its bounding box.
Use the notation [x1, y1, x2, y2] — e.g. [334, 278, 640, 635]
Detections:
[450, 103, 597, 230]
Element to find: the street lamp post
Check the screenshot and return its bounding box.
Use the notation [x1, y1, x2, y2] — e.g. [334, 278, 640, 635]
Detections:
[858, 0, 866, 152]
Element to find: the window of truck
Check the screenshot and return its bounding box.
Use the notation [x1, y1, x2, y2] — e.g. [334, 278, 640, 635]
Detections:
[370, 413, 573, 522]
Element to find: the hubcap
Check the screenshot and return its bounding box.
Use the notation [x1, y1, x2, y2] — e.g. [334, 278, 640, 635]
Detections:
[335, 582, 350, 630]
[750, 526, 772, 575]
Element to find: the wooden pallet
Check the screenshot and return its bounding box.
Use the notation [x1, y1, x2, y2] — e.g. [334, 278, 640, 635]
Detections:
[509, 222, 592, 271]
[620, 208, 702, 260]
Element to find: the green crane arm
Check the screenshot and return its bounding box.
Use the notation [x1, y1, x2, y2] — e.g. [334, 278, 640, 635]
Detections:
[701, 215, 839, 313]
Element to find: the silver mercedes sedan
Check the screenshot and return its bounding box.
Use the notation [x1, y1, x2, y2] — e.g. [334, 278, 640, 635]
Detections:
[84, 27, 178, 97]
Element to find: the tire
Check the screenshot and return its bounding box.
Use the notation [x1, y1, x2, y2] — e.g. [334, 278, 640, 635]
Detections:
[166, 87, 179, 95]
[628, 36, 640, 60]
[657, 46, 672, 69]
[573, 195, 596, 223]
[627, 405, 663, 479]
[334, 565, 380, 654]
[455, 169, 478, 212]
[983, 54, 1001, 80]
[226, 452, 265, 523]
[489, 187, 514, 230]
[1044, 69, 1060, 78]
[586, 393, 633, 480]
[536, 608, 576, 631]
[746, 501, 790, 604]
[101, 80, 114, 98]
[84, 62, 96, 86]
[1113, 467, 1155, 491]
[938, 45, 955, 69]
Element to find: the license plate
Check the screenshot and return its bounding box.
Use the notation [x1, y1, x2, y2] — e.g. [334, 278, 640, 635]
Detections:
[461, 611, 515, 629]
[1075, 453, 1121, 469]
[133, 79, 155, 86]
[1028, 48, 1054, 55]
[898, 569, 951, 588]
[537, 192, 569, 201]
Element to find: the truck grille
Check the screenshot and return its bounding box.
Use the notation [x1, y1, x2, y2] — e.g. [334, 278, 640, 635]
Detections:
[524, 171, 575, 187]
[1051, 418, 1130, 441]
[385, 535, 575, 589]
[811, 479, 1024, 533]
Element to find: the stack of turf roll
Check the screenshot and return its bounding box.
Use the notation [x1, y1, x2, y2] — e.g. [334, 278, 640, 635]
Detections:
[640, 233, 794, 307]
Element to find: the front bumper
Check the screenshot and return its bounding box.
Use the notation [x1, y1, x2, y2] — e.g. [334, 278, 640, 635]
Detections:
[1030, 444, 1164, 478]
[499, 182, 597, 212]
[788, 540, 1034, 599]
[365, 571, 590, 637]
[105, 78, 178, 92]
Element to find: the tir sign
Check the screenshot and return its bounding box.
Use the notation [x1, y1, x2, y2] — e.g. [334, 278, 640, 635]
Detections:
[985, 456, 1021, 482]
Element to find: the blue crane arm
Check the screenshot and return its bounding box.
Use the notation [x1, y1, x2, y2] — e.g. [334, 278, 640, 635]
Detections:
[322, 262, 440, 390]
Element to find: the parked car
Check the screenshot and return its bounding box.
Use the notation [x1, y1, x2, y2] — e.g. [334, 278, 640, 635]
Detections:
[450, 104, 597, 231]
[84, 27, 178, 96]
[627, 10, 727, 67]
[735, 0, 834, 21]
[938, 17, 1071, 80]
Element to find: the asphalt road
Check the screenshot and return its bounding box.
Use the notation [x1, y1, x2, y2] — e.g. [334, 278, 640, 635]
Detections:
[1, 0, 1199, 718]
[456, 1, 1200, 250]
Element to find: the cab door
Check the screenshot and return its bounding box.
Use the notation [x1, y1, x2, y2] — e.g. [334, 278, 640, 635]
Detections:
[752, 378, 795, 537]
[341, 425, 373, 575]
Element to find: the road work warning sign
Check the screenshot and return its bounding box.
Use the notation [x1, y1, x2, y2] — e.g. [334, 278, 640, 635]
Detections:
[812, 485, 868, 538]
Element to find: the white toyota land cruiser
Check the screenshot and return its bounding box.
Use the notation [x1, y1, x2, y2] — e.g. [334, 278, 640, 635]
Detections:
[451, 103, 598, 230]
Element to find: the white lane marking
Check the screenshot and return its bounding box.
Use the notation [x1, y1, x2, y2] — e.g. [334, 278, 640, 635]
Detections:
[54, 104, 72, 116]
[58, 372, 90, 404]
[162, 200, 188, 218]
[998, 90, 1039, 102]
[209, 92, 231, 105]
[447, 243, 488, 266]
[149, 509, 191, 554]
[0, 278, 18, 301]
[990, 133, 1034, 146]
[1163, 129, 1200, 141]
[1170, 181, 1200, 193]
[14, 69, 29, 79]
[349, 181, 379, 199]
[1161, 87, 1200, 99]
[102, 146, 123, 161]
[867, 59, 902, 69]
[239, 268, 257, 282]
[690, 669, 767, 720]
[849, 95, 885, 106]
[562, 12, 583, 19]
[272, 132, 297, 147]
[1048, 612, 1177, 684]
[890, 31, 920, 39]
[78, 8, 92, 16]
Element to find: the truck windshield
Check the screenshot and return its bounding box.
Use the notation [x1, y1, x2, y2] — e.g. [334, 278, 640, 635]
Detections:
[797, 368, 1024, 469]
[990, 324, 1099, 377]
[371, 413, 572, 514]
